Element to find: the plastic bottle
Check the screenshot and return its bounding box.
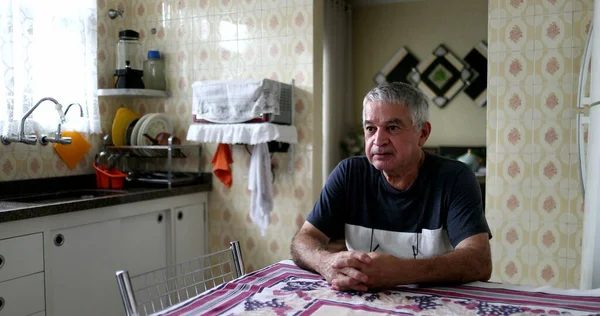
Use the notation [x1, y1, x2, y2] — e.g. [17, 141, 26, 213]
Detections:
[143, 50, 166, 90]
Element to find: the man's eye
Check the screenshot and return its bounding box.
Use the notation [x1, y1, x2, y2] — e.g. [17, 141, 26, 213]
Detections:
[388, 126, 398, 131]
[365, 126, 375, 132]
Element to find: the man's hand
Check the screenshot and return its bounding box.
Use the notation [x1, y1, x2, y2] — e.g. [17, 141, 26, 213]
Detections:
[324, 250, 372, 292]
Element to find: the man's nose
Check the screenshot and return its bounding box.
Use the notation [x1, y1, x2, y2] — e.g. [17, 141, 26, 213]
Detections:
[373, 129, 389, 145]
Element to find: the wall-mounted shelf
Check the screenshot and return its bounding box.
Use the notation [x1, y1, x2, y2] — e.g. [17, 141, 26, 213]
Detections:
[98, 89, 170, 98]
[186, 123, 297, 145]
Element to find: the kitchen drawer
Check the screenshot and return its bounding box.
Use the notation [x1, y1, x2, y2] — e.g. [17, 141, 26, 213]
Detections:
[0, 233, 43, 282]
[0, 272, 45, 316]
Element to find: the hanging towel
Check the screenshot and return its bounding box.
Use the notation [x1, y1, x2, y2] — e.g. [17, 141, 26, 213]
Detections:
[54, 131, 92, 169]
[248, 143, 273, 236]
[211, 143, 233, 188]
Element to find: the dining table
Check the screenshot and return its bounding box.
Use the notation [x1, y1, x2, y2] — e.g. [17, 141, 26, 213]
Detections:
[156, 260, 600, 316]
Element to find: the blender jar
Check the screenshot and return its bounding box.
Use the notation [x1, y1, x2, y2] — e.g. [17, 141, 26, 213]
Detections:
[115, 29, 144, 88]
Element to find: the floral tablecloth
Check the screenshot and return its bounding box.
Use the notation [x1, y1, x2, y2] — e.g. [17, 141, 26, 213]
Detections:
[157, 260, 600, 316]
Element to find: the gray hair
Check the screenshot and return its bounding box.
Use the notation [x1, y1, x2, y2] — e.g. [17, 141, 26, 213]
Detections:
[362, 82, 429, 129]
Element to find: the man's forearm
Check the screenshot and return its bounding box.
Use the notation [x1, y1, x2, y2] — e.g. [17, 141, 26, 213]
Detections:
[290, 232, 331, 274]
[383, 247, 492, 285]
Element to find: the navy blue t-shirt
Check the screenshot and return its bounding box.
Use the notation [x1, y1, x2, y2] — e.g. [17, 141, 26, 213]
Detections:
[307, 152, 491, 258]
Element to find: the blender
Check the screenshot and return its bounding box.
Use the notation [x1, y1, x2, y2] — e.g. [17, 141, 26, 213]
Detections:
[114, 30, 144, 89]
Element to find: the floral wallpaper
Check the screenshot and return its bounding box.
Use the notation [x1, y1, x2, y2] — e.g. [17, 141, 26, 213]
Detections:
[487, 0, 591, 289]
[98, 0, 316, 273]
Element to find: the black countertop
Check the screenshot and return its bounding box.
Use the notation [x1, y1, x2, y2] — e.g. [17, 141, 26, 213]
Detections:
[0, 173, 212, 223]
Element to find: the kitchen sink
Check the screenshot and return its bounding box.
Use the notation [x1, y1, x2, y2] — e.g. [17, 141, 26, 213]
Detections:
[0, 189, 129, 204]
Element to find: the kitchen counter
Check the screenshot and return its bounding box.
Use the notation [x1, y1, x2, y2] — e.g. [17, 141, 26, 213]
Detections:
[0, 173, 212, 223]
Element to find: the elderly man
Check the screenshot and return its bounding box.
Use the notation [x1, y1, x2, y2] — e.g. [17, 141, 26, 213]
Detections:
[291, 82, 492, 292]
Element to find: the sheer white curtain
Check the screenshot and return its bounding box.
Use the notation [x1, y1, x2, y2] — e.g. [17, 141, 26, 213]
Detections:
[0, 0, 100, 136]
[323, 0, 353, 181]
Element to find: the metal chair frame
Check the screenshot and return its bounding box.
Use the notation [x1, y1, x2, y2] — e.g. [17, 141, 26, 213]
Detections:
[115, 241, 245, 316]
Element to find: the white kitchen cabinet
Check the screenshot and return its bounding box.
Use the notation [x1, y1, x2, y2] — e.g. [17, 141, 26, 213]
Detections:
[0, 272, 45, 316]
[120, 209, 169, 276]
[174, 202, 207, 265]
[0, 233, 43, 283]
[0, 192, 208, 316]
[45, 219, 123, 316]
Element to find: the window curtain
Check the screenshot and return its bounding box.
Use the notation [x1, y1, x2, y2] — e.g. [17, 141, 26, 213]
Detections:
[323, 0, 353, 182]
[0, 0, 100, 136]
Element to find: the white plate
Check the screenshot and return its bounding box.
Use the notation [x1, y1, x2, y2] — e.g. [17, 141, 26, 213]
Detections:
[130, 113, 151, 146]
[137, 113, 174, 156]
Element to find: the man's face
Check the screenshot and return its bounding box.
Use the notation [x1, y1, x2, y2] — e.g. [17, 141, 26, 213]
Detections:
[363, 102, 430, 172]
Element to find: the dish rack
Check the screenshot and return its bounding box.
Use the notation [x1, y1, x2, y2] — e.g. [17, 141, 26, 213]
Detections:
[104, 140, 202, 189]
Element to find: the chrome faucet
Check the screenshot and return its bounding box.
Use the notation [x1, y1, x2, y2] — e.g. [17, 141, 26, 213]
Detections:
[40, 103, 83, 146]
[1, 97, 67, 145]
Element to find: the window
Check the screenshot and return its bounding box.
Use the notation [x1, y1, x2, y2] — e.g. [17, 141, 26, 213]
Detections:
[0, 0, 100, 136]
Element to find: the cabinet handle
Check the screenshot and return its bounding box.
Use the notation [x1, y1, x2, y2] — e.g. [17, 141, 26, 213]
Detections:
[157, 214, 163, 223]
[0, 296, 4, 311]
[177, 211, 183, 220]
[0, 254, 4, 269]
[54, 234, 65, 247]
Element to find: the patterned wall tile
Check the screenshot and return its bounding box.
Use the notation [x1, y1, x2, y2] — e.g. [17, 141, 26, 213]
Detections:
[499, 17, 537, 52]
[534, 48, 575, 85]
[572, 10, 592, 48]
[499, 85, 535, 120]
[535, 0, 573, 15]
[498, 51, 536, 85]
[573, 0, 593, 11]
[534, 13, 573, 50]
[533, 84, 574, 120]
[498, 0, 537, 17]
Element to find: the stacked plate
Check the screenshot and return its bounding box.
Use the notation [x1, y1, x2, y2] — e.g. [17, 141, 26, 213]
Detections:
[112, 111, 174, 156]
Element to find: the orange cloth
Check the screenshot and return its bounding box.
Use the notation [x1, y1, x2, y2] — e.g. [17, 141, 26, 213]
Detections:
[211, 143, 233, 188]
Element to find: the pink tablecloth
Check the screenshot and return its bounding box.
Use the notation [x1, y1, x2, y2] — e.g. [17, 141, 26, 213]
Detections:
[157, 260, 600, 316]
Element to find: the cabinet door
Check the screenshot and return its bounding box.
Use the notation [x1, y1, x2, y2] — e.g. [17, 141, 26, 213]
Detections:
[120, 209, 169, 275]
[0, 272, 44, 316]
[174, 203, 206, 265]
[45, 219, 123, 316]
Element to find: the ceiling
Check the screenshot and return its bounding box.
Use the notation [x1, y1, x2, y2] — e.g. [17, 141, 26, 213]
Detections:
[347, 0, 423, 7]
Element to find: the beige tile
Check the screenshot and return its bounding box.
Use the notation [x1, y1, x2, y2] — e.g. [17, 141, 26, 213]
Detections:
[498, 254, 531, 285]
[565, 258, 580, 289]
[567, 223, 583, 260]
[499, 0, 536, 16]
[262, 6, 289, 37]
[213, 0, 241, 13]
[261, 37, 289, 67]
[288, 5, 312, 35]
[288, 34, 312, 64]
[500, 85, 535, 120]
[240, 0, 261, 11]
[535, 0, 574, 14]
[568, 190, 584, 221]
[497, 121, 534, 154]
[534, 13, 573, 50]
[531, 153, 569, 188]
[502, 17, 537, 52]
[572, 10, 592, 48]
[499, 153, 532, 186]
[573, 0, 593, 11]
[498, 51, 537, 85]
[489, 0, 500, 18]
[527, 254, 567, 287]
[238, 39, 261, 67]
[499, 186, 532, 222]
[237, 10, 263, 40]
[261, 0, 289, 9]
[533, 84, 574, 121]
[531, 188, 569, 223]
[532, 119, 571, 154]
[534, 48, 575, 85]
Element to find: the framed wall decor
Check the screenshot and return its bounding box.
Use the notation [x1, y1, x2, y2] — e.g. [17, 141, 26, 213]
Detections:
[409, 44, 472, 108]
[463, 41, 488, 107]
[373, 47, 419, 85]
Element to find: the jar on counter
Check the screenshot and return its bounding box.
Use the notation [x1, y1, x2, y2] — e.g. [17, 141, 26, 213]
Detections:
[143, 50, 166, 90]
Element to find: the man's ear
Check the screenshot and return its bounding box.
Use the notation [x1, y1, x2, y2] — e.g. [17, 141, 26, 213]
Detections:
[418, 122, 431, 147]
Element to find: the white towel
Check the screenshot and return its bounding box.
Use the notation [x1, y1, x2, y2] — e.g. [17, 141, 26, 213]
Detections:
[192, 79, 282, 123]
[248, 143, 273, 236]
